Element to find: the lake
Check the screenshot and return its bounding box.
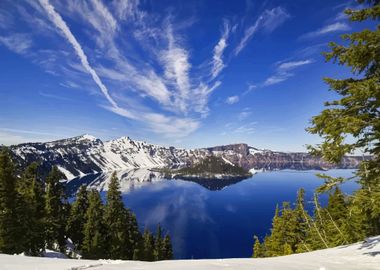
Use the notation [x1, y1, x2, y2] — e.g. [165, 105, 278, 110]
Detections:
[66, 169, 358, 259]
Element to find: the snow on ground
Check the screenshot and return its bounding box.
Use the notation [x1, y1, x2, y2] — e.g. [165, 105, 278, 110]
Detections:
[1, 236, 380, 270]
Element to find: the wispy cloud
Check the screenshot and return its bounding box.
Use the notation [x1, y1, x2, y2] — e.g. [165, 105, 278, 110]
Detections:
[225, 95, 239, 105]
[234, 122, 256, 134]
[300, 22, 350, 39]
[39, 0, 118, 109]
[263, 73, 293, 86]
[211, 20, 231, 79]
[262, 59, 314, 86]
[0, 33, 32, 54]
[238, 108, 252, 121]
[277, 59, 314, 71]
[234, 7, 290, 56]
[30, 0, 225, 138]
[3, 0, 291, 139]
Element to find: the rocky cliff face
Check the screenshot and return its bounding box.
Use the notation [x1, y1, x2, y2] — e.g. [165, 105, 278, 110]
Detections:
[8, 135, 364, 180]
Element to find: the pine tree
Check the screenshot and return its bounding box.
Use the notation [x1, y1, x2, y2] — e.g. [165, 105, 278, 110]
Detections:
[263, 204, 283, 256]
[103, 172, 129, 259]
[154, 224, 164, 260]
[66, 185, 89, 252]
[126, 210, 142, 259]
[19, 162, 46, 255]
[0, 149, 25, 254]
[142, 229, 155, 261]
[293, 188, 310, 252]
[82, 189, 106, 259]
[252, 235, 264, 258]
[307, 0, 380, 236]
[162, 234, 173, 260]
[324, 188, 351, 245]
[44, 166, 67, 251]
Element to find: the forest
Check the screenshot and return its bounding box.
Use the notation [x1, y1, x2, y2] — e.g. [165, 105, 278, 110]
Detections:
[0, 150, 172, 261]
[253, 0, 380, 258]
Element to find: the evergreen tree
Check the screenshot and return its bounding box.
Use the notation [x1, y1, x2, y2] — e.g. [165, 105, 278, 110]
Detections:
[82, 189, 106, 259]
[103, 172, 129, 259]
[19, 162, 46, 255]
[162, 234, 173, 260]
[66, 185, 89, 251]
[252, 235, 264, 258]
[263, 204, 283, 257]
[142, 229, 155, 261]
[0, 149, 25, 254]
[324, 188, 351, 245]
[126, 210, 142, 259]
[44, 166, 67, 251]
[307, 0, 380, 235]
[153, 224, 164, 260]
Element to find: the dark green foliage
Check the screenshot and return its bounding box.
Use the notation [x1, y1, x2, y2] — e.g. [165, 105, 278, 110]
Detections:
[103, 172, 130, 259]
[254, 0, 380, 260]
[142, 229, 155, 261]
[82, 189, 106, 259]
[0, 149, 25, 254]
[306, 0, 380, 236]
[153, 224, 164, 260]
[44, 166, 68, 251]
[162, 235, 173, 260]
[0, 153, 173, 260]
[66, 185, 89, 251]
[127, 210, 142, 259]
[19, 162, 46, 256]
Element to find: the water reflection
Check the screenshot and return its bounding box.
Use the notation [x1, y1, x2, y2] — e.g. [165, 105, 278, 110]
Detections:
[65, 168, 248, 196]
[66, 169, 358, 259]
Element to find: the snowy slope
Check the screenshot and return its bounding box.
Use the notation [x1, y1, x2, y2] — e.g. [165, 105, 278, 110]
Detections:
[1, 236, 379, 270]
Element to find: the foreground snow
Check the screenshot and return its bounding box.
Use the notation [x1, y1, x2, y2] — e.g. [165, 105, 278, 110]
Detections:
[1, 236, 380, 270]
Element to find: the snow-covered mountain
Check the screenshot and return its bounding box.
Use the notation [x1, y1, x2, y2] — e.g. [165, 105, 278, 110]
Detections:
[8, 134, 363, 180]
[1, 236, 379, 270]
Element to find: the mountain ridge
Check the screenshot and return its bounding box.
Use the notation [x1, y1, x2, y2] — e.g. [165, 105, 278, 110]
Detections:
[7, 134, 364, 180]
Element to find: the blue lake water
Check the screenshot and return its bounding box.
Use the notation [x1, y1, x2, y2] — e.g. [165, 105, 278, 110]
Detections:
[68, 169, 358, 259]
[122, 170, 358, 259]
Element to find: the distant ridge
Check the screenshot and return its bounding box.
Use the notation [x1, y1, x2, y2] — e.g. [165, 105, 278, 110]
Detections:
[7, 134, 364, 180]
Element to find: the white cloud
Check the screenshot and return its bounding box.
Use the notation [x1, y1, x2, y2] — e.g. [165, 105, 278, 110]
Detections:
[0, 33, 32, 54]
[234, 122, 256, 134]
[39, 0, 118, 108]
[234, 7, 289, 56]
[234, 17, 262, 56]
[211, 20, 230, 79]
[278, 59, 314, 71]
[301, 22, 350, 39]
[5, 0, 226, 139]
[243, 83, 257, 95]
[238, 109, 252, 121]
[261, 7, 290, 33]
[263, 73, 293, 86]
[262, 59, 314, 86]
[226, 95, 239, 105]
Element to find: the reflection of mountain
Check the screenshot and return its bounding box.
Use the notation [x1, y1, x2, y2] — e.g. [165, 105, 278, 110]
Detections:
[65, 169, 165, 196]
[65, 168, 253, 195]
[179, 177, 248, 191]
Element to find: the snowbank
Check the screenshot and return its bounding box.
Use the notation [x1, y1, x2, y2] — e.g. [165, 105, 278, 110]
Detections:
[1, 236, 379, 270]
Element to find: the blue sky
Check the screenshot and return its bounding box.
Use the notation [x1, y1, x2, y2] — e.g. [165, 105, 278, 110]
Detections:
[0, 0, 372, 151]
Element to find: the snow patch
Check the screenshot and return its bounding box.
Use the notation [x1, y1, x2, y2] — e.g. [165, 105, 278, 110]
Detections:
[56, 166, 75, 180]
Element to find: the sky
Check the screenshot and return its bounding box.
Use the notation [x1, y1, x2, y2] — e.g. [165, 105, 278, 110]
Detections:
[0, 0, 373, 151]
